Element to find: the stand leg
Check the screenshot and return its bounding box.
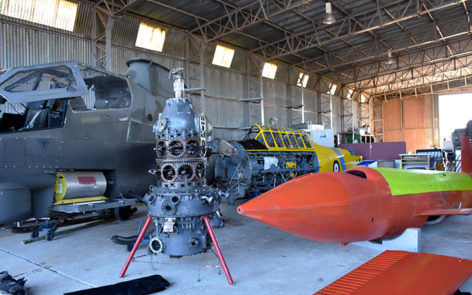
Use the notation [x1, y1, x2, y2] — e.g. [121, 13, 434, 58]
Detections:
[201, 214, 233, 285]
[120, 215, 153, 278]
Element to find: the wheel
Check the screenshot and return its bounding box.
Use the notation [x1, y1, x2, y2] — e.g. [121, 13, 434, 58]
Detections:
[114, 206, 137, 221]
[46, 230, 55, 241]
[425, 215, 446, 225]
[333, 161, 341, 172]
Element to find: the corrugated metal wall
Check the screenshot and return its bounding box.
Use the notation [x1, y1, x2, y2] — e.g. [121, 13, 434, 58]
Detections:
[0, 17, 93, 66]
[382, 95, 439, 153]
[0, 4, 365, 141]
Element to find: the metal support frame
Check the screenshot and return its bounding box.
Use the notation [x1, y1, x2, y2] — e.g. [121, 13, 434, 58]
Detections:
[400, 95, 405, 142]
[329, 94, 333, 131]
[300, 72, 305, 124]
[91, 9, 115, 71]
[350, 37, 472, 91]
[119, 214, 233, 285]
[199, 43, 206, 115]
[287, 67, 292, 126]
[185, 33, 190, 84]
[259, 69, 265, 125]
[352, 97, 355, 139]
[245, 54, 251, 126]
[341, 95, 345, 134]
[92, 8, 107, 69]
[353, 228, 421, 253]
[200, 214, 233, 285]
[317, 77, 322, 125]
[120, 215, 153, 278]
[105, 17, 115, 71]
[92, 0, 142, 71]
[368, 98, 373, 133]
[94, 0, 144, 17]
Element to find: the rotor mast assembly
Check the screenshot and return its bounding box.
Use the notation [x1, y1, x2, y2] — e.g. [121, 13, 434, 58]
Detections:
[120, 68, 233, 284]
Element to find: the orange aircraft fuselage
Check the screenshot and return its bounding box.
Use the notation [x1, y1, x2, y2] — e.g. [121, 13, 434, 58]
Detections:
[237, 136, 472, 244]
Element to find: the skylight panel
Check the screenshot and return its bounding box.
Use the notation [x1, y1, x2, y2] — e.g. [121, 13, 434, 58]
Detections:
[328, 83, 337, 95]
[297, 72, 309, 88]
[135, 22, 166, 52]
[346, 88, 354, 100]
[0, 0, 78, 31]
[212, 44, 235, 68]
[262, 62, 277, 79]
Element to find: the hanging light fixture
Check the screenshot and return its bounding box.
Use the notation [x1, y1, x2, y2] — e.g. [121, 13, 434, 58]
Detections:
[386, 49, 395, 65]
[323, 2, 336, 25]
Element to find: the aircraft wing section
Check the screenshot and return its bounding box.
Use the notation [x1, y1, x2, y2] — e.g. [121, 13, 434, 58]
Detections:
[0, 61, 88, 104]
[314, 250, 472, 295]
[417, 208, 472, 216]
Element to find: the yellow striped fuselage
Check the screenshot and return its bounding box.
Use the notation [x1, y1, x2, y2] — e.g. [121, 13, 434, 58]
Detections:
[245, 124, 362, 172]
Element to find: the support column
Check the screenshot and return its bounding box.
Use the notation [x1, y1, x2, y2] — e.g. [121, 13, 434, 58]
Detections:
[92, 9, 97, 67]
[301, 73, 305, 124]
[185, 34, 190, 86]
[245, 54, 251, 126]
[259, 67, 264, 125]
[352, 97, 355, 140]
[105, 16, 115, 72]
[400, 94, 405, 142]
[199, 43, 206, 115]
[341, 97, 345, 134]
[287, 67, 291, 127]
[369, 97, 373, 134]
[317, 76, 322, 125]
[329, 94, 333, 131]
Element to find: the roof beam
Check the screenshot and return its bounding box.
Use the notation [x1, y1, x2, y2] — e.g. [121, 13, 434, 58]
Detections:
[200, 0, 361, 79]
[374, 73, 472, 98]
[421, 0, 463, 67]
[345, 37, 472, 85]
[94, 0, 145, 16]
[463, 1, 472, 31]
[149, 0, 272, 46]
[289, 6, 379, 67]
[380, 1, 434, 62]
[309, 27, 471, 75]
[349, 49, 472, 93]
[251, 0, 462, 61]
[188, 0, 306, 42]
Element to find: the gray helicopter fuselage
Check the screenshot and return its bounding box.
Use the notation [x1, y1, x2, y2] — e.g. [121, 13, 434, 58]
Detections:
[0, 59, 173, 222]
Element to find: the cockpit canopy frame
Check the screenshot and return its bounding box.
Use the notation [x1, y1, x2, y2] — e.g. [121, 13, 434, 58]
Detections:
[0, 61, 88, 104]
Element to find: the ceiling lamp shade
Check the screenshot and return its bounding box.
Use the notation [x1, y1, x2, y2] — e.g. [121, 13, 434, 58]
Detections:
[323, 2, 336, 25]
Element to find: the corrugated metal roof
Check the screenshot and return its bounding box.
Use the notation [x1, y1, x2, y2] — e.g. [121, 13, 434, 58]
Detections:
[24, 0, 470, 98]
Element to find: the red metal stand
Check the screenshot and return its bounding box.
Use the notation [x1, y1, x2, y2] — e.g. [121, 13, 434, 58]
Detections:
[119, 215, 153, 278]
[119, 214, 233, 285]
[201, 214, 234, 285]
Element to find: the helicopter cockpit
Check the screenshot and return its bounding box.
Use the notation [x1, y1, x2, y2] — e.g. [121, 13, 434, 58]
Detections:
[0, 61, 131, 133]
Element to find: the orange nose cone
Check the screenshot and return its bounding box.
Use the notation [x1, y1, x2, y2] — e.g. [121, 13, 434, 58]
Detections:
[237, 172, 355, 242]
[237, 170, 392, 243]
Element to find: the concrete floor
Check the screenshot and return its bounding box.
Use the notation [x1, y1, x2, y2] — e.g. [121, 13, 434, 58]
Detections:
[1, 202, 472, 295]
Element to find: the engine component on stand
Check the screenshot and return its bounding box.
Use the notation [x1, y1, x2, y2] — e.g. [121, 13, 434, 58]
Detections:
[119, 68, 233, 284]
[143, 67, 221, 257]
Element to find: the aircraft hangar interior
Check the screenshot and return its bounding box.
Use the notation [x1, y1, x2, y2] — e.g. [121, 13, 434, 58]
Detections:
[1, 0, 472, 294]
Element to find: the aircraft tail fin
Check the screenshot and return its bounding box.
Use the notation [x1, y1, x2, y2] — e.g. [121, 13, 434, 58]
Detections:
[461, 135, 472, 173]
